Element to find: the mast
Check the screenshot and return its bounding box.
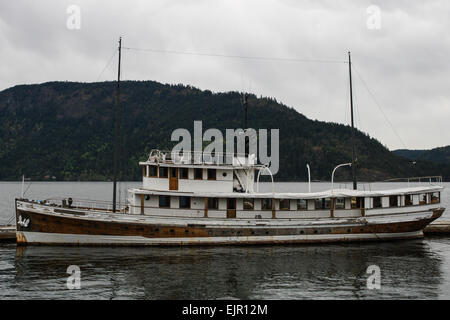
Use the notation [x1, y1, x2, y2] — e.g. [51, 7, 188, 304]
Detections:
[113, 37, 122, 212]
[348, 51, 357, 190]
[242, 93, 248, 156]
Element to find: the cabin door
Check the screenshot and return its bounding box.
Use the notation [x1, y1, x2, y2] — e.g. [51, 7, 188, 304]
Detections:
[227, 198, 236, 218]
[169, 167, 179, 190]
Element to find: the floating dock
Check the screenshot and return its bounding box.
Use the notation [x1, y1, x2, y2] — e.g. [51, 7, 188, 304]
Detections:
[0, 226, 16, 242]
[423, 221, 450, 235]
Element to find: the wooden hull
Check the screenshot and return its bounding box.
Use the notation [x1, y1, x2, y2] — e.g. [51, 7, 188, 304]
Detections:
[15, 200, 445, 246]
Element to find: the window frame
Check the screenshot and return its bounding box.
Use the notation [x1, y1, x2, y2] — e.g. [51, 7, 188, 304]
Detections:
[243, 198, 254, 210]
[297, 199, 307, 211]
[179, 167, 189, 179]
[159, 195, 170, 208]
[179, 196, 191, 209]
[149, 165, 158, 178]
[159, 166, 168, 178]
[262, 198, 273, 210]
[279, 199, 290, 211]
[194, 168, 203, 180]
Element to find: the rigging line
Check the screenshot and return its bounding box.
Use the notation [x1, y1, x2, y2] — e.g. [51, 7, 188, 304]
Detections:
[122, 47, 348, 64]
[351, 63, 408, 149]
[96, 49, 118, 82]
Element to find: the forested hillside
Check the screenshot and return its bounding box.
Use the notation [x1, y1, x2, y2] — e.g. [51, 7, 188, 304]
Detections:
[0, 81, 448, 181]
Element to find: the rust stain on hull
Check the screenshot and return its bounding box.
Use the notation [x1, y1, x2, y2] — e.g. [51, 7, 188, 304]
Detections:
[14, 208, 445, 246]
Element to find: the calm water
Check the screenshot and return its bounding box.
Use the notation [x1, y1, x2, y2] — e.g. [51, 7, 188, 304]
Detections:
[0, 181, 449, 299]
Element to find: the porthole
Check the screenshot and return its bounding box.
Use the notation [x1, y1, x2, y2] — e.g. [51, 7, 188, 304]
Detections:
[222, 172, 227, 177]
[144, 195, 150, 201]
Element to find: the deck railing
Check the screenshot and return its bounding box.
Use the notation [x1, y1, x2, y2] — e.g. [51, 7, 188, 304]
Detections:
[146, 149, 259, 167]
[37, 197, 128, 213]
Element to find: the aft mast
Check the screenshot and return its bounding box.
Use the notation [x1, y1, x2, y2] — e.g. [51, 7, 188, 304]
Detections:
[348, 51, 357, 190]
[113, 37, 122, 212]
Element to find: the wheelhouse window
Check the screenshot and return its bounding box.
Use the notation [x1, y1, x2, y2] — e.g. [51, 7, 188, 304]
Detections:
[431, 192, 440, 204]
[335, 198, 345, 210]
[373, 197, 382, 208]
[179, 168, 189, 179]
[262, 199, 273, 210]
[243, 199, 254, 210]
[351, 197, 364, 209]
[159, 167, 168, 178]
[405, 195, 412, 206]
[194, 168, 203, 180]
[149, 166, 157, 177]
[159, 195, 170, 208]
[179, 196, 191, 209]
[389, 195, 398, 207]
[207, 169, 216, 180]
[208, 197, 219, 210]
[297, 199, 307, 210]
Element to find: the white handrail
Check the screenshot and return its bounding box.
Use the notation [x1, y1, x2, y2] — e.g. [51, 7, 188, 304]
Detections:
[331, 163, 352, 193]
[256, 165, 275, 194]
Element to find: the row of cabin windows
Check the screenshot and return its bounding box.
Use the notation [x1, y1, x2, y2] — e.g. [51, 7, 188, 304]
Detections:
[143, 192, 440, 210]
[372, 192, 440, 208]
[146, 165, 219, 180]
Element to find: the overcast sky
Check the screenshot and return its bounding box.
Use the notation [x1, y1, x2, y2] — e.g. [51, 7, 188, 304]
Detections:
[0, 0, 449, 150]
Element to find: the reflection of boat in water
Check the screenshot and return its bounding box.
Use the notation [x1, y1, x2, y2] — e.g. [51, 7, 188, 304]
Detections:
[12, 241, 444, 299]
[13, 42, 446, 246]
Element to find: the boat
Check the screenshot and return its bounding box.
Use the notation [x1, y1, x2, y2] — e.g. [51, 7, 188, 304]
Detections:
[13, 40, 445, 246]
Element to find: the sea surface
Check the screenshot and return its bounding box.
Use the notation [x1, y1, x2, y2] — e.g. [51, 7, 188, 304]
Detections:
[0, 181, 449, 299]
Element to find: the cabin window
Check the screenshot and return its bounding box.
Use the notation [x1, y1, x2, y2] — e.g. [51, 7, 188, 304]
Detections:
[262, 199, 273, 210]
[419, 194, 427, 205]
[207, 169, 216, 180]
[279, 199, 290, 211]
[227, 198, 236, 210]
[194, 168, 203, 180]
[243, 199, 254, 210]
[149, 166, 157, 177]
[208, 197, 219, 210]
[297, 199, 307, 210]
[159, 195, 170, 208]
[373, 197, 382, 208]
[431, 192, 440, 204]
[179, 168, 189, 179]
[389, 195, 398, 207]
[179, 196, 191, 209]
[159, 167, 168, 178]
[351, 197, 364, 209]
[405, 195, 412, 206]
[335, 198, 345, 210]
[314, 199, 323, 209]
[315, 198, 331, 210]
